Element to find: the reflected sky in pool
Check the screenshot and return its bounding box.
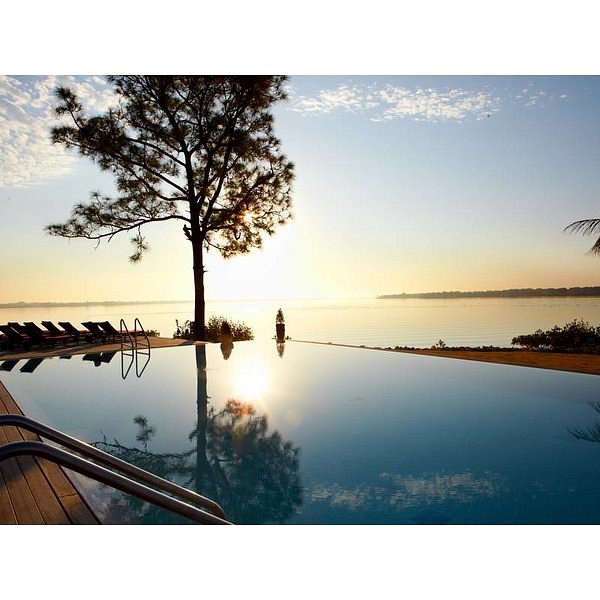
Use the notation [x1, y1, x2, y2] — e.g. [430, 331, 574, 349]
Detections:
[3, 341, 600, 524]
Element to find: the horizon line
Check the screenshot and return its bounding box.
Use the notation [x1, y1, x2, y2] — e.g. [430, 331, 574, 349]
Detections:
[0, 295, 372, 308]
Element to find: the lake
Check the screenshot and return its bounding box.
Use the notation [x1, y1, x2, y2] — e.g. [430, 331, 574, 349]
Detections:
[2, 296, 600, 348]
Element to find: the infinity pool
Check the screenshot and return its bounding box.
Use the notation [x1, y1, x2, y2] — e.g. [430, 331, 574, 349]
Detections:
[2, 341, 600, 524]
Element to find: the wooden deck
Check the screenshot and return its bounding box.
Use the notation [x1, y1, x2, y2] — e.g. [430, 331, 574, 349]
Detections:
[0, 380, 99, 524]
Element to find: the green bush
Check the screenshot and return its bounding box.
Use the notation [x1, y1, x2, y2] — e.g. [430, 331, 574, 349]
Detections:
[173, 319, 193, 339]
[511, 319, 600, 351]
[206, 316, 254, 342]
[173, 316, 253, 342]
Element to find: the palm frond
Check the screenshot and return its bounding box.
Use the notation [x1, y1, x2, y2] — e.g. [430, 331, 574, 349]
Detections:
[565, 218, 600, 255]
[589, 237, 600, 256]
[564, 218, 600, 235]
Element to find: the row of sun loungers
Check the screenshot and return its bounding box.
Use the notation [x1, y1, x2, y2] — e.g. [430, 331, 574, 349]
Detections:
[0, 320, 142, 350]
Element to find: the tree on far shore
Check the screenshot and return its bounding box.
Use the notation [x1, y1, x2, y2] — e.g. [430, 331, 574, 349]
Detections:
[47, 76, 294, 341]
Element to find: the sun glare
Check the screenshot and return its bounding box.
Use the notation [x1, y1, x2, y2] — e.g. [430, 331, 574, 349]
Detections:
[232, 361, 269, 402]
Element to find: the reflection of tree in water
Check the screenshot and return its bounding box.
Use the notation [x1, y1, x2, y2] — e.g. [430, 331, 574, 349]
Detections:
[191, 398, 302, 524]
[569, 400, 600, 443]
[133, 415, 156, 451]
[94, 346, 302, 524]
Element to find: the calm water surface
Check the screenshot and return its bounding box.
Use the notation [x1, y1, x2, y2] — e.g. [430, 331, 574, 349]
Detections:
[2, 341, 600, 524]
[3, 296, 600, 347]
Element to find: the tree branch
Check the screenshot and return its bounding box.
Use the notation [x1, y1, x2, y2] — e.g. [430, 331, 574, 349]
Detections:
[48, 214, 190, 241]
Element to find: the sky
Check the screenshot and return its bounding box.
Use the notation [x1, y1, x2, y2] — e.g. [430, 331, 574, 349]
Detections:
[1, 74, 600, 303]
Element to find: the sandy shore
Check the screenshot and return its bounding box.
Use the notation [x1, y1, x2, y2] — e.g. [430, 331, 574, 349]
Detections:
[2, 336, 600, 376]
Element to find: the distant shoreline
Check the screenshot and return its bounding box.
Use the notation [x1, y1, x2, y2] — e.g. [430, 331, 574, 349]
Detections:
[377, 286, 600, 299]
[5, 288, 600, 309]
[0, 300, 193, 309]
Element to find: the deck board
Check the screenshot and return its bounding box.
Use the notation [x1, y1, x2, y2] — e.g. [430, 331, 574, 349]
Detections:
[14, 455, 71, 524]
[0, 379, 99, 525]
[0, 424, 45, 524]
[0, 469, 17, 524]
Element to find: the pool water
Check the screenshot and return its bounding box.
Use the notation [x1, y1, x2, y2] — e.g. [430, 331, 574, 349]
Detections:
[2, 341, 600, 524]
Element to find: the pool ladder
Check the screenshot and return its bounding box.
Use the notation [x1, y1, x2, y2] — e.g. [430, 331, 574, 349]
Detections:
[120, 318, 151, 379]
[0, 414, 231, 525]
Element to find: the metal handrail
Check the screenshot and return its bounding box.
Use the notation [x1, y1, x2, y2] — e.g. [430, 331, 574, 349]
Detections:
[119, 318, 135, 379]
[0, 440, 231, 525]
[0, 414, 228, 522]
[119, 318, 135, 352]
[121, 351, 134, 380]
[134, 318, 150, 352]
[133, 318, 151, 377]
[135, 350, 150, 378]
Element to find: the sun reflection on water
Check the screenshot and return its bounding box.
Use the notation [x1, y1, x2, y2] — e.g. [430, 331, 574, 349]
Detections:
[232, 361, 269, 402]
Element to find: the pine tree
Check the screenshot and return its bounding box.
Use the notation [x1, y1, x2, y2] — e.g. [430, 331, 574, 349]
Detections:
[48, 76, 294, 340]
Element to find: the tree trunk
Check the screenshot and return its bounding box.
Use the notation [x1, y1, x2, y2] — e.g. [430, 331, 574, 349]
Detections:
[192, 240, 207, 341]
[194, 345, 213, 497]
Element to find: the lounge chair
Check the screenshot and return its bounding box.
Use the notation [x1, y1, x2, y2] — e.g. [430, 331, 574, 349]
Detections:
[97, 321, 130, 342]
[41, 321, 66, 336]
[24, 322, 51, 337]
[0, 324, 32, 349]
[58, 322, 92, 344]
[81, 321, 107, 342]
[41, 321, 79, 344]
[8, 322, 28, 335]
[17, 323, 44, 347]
[23, 322, 70, 347]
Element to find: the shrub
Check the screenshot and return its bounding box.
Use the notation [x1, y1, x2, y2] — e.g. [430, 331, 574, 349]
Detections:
[206, 316, 253, 342]
[173, 319, 193, 339]
[511, 319, 600, 351]
[173, 317, 254, 342]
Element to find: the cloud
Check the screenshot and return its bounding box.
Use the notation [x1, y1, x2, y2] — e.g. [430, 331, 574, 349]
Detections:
[290, 84, 371, 115]
[0, 76, 116, 188]
[375, 85, 499, 122]
[290, 80, 570, 122]
[290, 82, 501, 122]
[512, 82, 568, 109]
